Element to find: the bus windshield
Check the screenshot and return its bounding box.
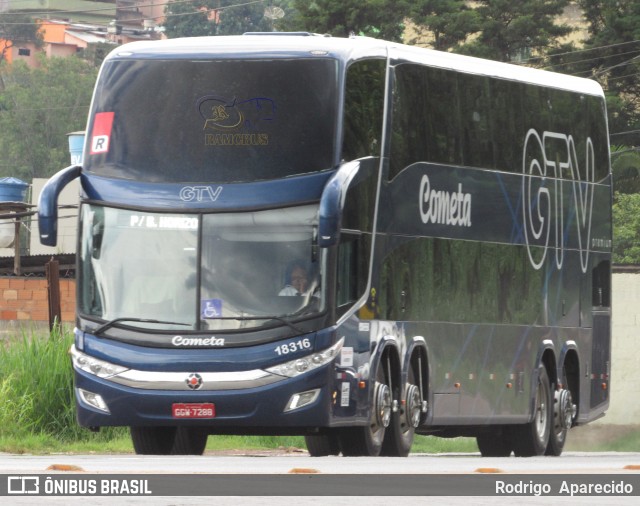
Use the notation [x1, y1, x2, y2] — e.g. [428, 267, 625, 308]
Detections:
[84, 58, 339, 183]
[78, 204, 325, 332]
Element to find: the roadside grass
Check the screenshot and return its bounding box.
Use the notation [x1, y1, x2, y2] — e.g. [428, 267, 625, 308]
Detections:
[596, 431, 640, 452]
[1, 327, 637, 455]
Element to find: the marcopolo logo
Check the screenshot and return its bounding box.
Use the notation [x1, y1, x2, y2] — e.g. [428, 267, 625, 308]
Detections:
[419, 174, 472, 227]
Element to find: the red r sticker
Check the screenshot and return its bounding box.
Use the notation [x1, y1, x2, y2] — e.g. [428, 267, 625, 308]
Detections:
[90, 112, 115, 154]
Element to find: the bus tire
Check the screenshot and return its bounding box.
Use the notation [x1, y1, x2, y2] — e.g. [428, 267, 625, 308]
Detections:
[380, 368, 420, 457]
[130, 426, 176, 455]
[171, 427, 209, 455]
[512, 367, 552, 457]
[546, 372, 575, 456]
[476, 428, 513, 457]
[305, 432, 341, 457]
[339, 364, 391, 456]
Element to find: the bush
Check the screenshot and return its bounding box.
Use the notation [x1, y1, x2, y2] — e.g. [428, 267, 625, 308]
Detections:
[0, 327, 123, 442]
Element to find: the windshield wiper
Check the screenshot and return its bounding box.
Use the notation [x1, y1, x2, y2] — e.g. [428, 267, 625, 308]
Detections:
[93, 317, 192, 336]
[209, 316, 305, 333]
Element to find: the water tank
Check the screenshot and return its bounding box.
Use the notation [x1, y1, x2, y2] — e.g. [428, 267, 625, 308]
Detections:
[0, 177, 28, 202]
[67, 131, 85, 165]
[0, 177, 29, 248]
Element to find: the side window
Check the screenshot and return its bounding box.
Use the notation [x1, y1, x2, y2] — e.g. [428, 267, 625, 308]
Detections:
[588, 96, 610, 182]
[458, 74, 494, 169]
[336, 233, 371, 316]
[492, 79, 521, 172]
[389, 64, 426, 179]
[342, 59, 386, 162]
[389, 64, 462, 180]
[337, 234, 359, 308]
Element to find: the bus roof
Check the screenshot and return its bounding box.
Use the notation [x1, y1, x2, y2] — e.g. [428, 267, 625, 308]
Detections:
[106, 34, 604, 98]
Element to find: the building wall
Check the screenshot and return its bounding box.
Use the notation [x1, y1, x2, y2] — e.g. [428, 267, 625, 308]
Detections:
[596, 273, 640, 425]
[0, 39, 39, 66]
[46, 44, 78, 58]
[0, 277, 75, 323]
[40, 22, 67, 44]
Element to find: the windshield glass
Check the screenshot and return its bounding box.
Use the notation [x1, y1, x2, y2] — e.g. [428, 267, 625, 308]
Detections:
[84, 58, 339, 183]
[78, 204, 324, 332]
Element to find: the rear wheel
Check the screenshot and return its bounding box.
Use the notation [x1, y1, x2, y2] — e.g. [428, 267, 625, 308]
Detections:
[381, 368, 422, 457]
[512, 367, 552, 457]
[171, 427, 209, 455]
[340, 364, 391, 456]
[305, 432, 341, 457]
[130, 426, 176, 455]
[546, 371, 576, 456]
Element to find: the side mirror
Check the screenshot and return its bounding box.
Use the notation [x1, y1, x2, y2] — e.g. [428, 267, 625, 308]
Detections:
[38, 165, 81, 246]
[318, 161, 360, 247]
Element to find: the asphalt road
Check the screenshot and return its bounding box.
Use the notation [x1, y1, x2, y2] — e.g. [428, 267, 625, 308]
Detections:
[2, 450, 640, 475]
[2, 451, 640, 505]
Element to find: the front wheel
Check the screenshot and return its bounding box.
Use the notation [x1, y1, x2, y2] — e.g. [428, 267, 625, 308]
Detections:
[340, 364, 391, 456]
[305, 432, 341, 457]
[512, 367, 553, 457]
[171, 427, 209, 455]
[130, 426, 176, 455]
[476, 427, 513, 457]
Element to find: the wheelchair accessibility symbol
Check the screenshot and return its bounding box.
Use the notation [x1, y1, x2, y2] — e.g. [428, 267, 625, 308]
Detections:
[201, 299, 223, 319]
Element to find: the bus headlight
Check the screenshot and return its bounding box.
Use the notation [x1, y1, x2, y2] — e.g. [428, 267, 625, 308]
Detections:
[70, 345, 129, 379]
[77, 388, 110, 413]
[266, 338, 344, 378]
[285, 389, 320, 412]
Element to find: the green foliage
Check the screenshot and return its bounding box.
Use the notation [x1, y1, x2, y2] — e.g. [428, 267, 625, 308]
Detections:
[163, 1, 290, 38]
[612, 192, 640, 264]
[0, 326, 124, 442]
[457, 0, 572, 62]
[163, 0, 219, 38]
[408, 0, 479, 51]
[611, 145, 640, 194]
[285, 0, 407, 41]
[576, 0, 640, 139]
[0, 55, 97, 179]
[0, 327, 78, 439]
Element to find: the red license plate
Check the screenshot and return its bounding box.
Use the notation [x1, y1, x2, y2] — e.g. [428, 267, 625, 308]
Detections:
[172, 403, 216, 419]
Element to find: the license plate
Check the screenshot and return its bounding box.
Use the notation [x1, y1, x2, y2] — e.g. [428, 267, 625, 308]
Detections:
[172, 403, 215, 419]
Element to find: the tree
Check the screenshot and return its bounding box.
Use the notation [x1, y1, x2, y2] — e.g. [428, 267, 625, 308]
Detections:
[408, 0, 479, 51]
[285, 0, 409, 42]
[576, 0, 640, 141]
[162, 1, 218, 38]
[611, 146, 640, 194]
[163, 1, 290, 38]
[613, 192, 640, 263]
[0, 56, 98, 180]
[216, 1, 275, 35]
[0, 13, 44, 63]
[457, 0, 573, 62]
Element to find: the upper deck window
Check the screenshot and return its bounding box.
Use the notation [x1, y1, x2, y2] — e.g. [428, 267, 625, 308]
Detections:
[84, 58, 339, 183]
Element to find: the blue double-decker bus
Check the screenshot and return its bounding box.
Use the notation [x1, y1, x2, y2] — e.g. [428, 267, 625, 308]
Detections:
[39, 33, 612, 457]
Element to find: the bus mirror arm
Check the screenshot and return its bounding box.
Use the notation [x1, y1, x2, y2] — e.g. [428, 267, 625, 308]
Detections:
[318, 161, 360, 247]
[38, 165, 82, 247]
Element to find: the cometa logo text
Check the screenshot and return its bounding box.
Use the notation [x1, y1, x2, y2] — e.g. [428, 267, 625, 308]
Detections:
[172, 336, 225, 347]
[419, 175, 472, 227]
